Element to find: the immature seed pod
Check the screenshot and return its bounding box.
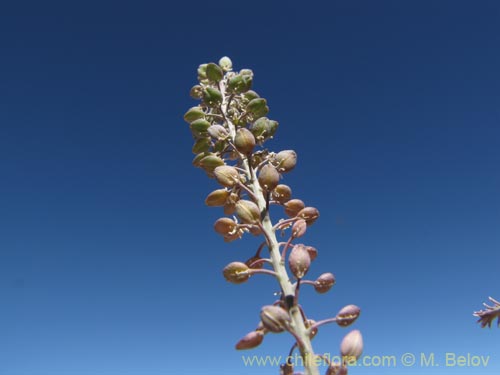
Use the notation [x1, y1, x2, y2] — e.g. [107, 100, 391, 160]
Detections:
[207, 124, 228, 140]
[205, 189, 230, 207]
[191, 138, 211, 154]
[189, 118, 211, 135]
[336, 305, 361, 327]
[199, 155, 224, 172]
[340, 330, 363, 360]
[258, 164, 280, 191]
[291, 219, 307, 238]
[235, 200, 261, 224]
[314, 272, 335, 293]
[202, 87, 223, 107]
[245, 255, 264, 269]
[218, 56, 233, 72]
[213, 217, 238, 236]
[260, 305, 290, 333]
[235, 330, 264, 350]
[297, 207, 320, 225]
[234, 128, 256, 154]
[183, 106, 205, 123]
[288, 244, 311, 279]
[274, 150, 297, 172]
[228, 73, 253, 94]
[243, 90, 259, 101]
[272, 184, 292, 204]
[189, 85, 203, 99]
[205, 62, 223, 82]
[213, 165, 240, 187]
[197, 63, 208, 82]
[284, 199, 305, 217]
[246, 98, 269, 119]
[223, 262, 251, 284]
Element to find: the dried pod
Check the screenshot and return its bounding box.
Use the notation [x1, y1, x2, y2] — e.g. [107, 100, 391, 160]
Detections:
[260, 305, 290, 333]
[340, 330, 363, 360]
[235, 200, 261, 224]
[336, 305, 361, 327]
[288, 244, 311, 279]
[223, 262, 251, 284]
[235, 330, 264, 350]
[207, 124, 229, 140]
[258, 164, 280, 191]
[274, 150, 297, 173]
[246, 98, 269, 119]
[199, 154, 224, 172]
[297, 207, 320, 225]
[291, 219, 307, 238]
[272, 184, 292, 204]
[284, 199, 305, 217]
[213, 165, 240, 187]
[205, 189, 230, 207]
[234, 128, 256, 154]
[206, 62, 223, 82]
[219, 56, 233, 72]
[202, 87, 223, 107]
[214, 217, 238, 236]
[183, 106, 205, 123]
[314, 272, 335, 293]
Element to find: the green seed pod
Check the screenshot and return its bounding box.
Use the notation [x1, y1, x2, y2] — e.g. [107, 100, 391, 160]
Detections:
[246, 98, 269, 119]
[234, 128, 256, 154]
[189, 85, 203, 99]
[243, 90, 259, 101]
[314, 272, 335, 294]
[183, 106, 205, 123]
[199, 154, 224, 171]
[192, 152, 206, 167]
[213, 165, 240, 187]
[207, 124, 228, 140]
[284, 199, 305, 217]
[223, 261, 251, 284]
[258, 164, 280, 191]
[340, 330, 363, 360]
[266, 120, 278, 138]
[189, 118, 211, 135]
[192, 137, 211, 154]
[219, 56, 233, 72]
[297, 207, 320, 225]
[272, 184, 292, 204]
[235, 330, 264, 350]
[249, 117, 269, 139]
[235, 200, 261, 224]
[336, 305, 361, 327]
[197, 63, 208, 82]
[206, 62, 224, 82]
[260, 305, 290, 333]
[205, 189, 230, 207]
[288, 244, 311, 279]
[227, 73, 253, 94]
[203, 87, 223, 107]
[274, 150, 297, 173]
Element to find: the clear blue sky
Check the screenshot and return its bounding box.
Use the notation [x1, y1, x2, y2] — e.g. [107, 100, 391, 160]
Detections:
[1, 1, 499, 375]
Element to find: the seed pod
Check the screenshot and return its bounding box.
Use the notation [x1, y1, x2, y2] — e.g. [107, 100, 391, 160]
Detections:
[228, 73, 253, 94]
[192, 152, 206, 167]
[234, 128, 256, 154]
[305, 319, 318, 339]
[214, 217, 238, 236]
[205, 189, 230, 207]
[291, 219, 307, 238]
[258, 164, 280, 191]
[314, 272, 335, 293]
[197, 63, 208, 82]
[199, 154, 224, 172]
[326, 364, 348, 375]
[284, 199, 305, 217]
[272, 184, 292, 204]
[336, 305, 361, 327]
[274, 150, 297, 173]
[243, 90, 259, 101]
[223, 262, 251, 284]
[206, 62, 223, 82]
[203, 87, 223, 107]
[235, 330, 264, 350]
[218, 56, 233, 72]
[297, 207, 320, 225]
[260, 305, 290, 333]
[305, 245, 318, 261]
[246, 98, 269, 119]
[235, 200, 261, 224]
[191, 138, 211, 154]
[189, 118, 211, 136]
[207, 124, 228, 140]
[280, 362, 294, 375]
[213, 165, 240, 187]
[340, 330, 363, 360]
[183, 106, 205, 123]
[190, 85, 203, 99]
[288, 244, 311, 279]
[245, 255, 264, 269]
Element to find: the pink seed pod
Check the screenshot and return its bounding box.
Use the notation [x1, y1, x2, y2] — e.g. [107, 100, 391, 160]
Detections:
[291, 219, 307, 238]
[223, 262, 251, 284]
[205, 188, 230, 207]
[305, 245, 318, 261]
[314, 272, 336, 294]
[260, 305, 290, 333]
[297, 207, 320, 225]
[235, 330, 264, 350]
[340, 330, 363, 360]
[336, 305, 361, 327]
[234, 127, 256, 154]
[258, 163, 280, 192]
[284, 199, 305, 217]
[272, 184, 292, 204]
[288, 244, 311, 279]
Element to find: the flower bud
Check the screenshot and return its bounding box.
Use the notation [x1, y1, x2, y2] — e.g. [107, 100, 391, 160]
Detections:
[314, 272, 335, 293]
[336, 305, 361, 327]
[246, 98, 269, 119]
[207, 124, 228, 140]
[234, 127, 256, 155]
[260, 305, 290, 333]
[228, 72, 253, 93]
[213, 165, 240, 187]
[288, 244, 311, 279]
[291, 219, 307, 238]
[206, 62, 223, 82]
[305, 245, 318, 261]
[223, 262, 251, 284]
[284, 199, 305, 217]
[274, 150, 297, 173]
[235, 330, 264, 350]
[235, 200, 261, 224]
[219, 56, 233, 72]
[272, 184, 292, 204]
[183, 106, 205, 123]
[214, 217, 238, 236]
[205, 189, 230, 207]
[199, 154, 224, 172]
[340, 330, 363, 360]
[297, 207, 320, 225]
[258, 164, 280, 191]
[203, 87, 223, 107]
[189, 85, 203, 99]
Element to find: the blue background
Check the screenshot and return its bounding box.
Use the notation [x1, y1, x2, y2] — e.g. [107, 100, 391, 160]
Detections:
[1, 1, 499, 374]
